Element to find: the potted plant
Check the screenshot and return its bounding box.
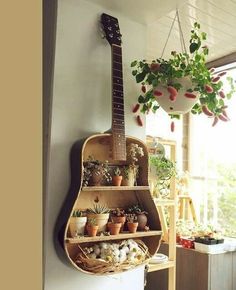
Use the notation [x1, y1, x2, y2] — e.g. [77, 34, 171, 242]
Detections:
[112, 167, 123, 186]
[86, 218, 99, 237]
[131, 22, 236, 128]
[83, 155, 112, 186]
[69, 209, 87, 238]
[149, 155, 176, 198]
[86, 203, 110, 233]
[127, 204, 148, 231]
[107, 219, 122, 235]
[121, 143, 144, 186]
[110, 208, 126, 231]
[126, 214, 139, 233]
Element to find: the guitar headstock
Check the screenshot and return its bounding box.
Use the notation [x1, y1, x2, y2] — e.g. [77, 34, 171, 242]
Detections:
[101, 13, 122, 46]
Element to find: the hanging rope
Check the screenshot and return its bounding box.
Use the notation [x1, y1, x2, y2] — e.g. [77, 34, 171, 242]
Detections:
[160, 9, 188, 59]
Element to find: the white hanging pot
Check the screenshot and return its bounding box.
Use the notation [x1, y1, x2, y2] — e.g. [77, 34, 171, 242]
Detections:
[154, 77, 200, 114]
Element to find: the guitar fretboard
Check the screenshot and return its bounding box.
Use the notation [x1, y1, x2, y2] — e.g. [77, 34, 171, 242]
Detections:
[112, 44, 126, 161]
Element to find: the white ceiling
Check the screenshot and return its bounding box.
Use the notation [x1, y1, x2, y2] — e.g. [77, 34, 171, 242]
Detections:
[87, 0, 236, 62]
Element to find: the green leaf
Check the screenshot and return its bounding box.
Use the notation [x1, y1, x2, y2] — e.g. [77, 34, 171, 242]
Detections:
[136, 72, 146, 83]
[138, 95, 145, 103]
[189, 42, 199, 53]
[131, 60, 137, 67]
[132, 70, 137, 76]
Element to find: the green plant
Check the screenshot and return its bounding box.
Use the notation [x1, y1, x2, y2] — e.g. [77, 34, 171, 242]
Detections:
[127, 143, 144, 167]
[87, 203, 110, 214]
[149, 155, 176, 181]
[131, 22, 236, 125]
[113, 167, 121, 176]
[127, 204, 148, 215]
[126, 214, 138, 223]
[110, 208, 126, 217]
[72, 209, 84, 217]
[83, 155, 112, 186]
[87, 218, 97, 226]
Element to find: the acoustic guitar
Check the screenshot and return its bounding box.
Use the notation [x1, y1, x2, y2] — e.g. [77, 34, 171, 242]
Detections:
[56, 13, 162, 274]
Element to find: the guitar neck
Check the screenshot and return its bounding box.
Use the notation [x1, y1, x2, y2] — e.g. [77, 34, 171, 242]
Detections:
[111, 44, 126, 161]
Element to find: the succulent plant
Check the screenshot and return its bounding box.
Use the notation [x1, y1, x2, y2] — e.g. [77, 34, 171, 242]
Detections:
[110, 208, 126, 217]
[113, 166, 121, 176]
[127, 204, 148, 215]
[72, 209, 84, 217]
[87, 203, 110, 214]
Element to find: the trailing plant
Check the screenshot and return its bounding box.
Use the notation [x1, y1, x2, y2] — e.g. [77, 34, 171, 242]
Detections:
[127, 143, 144, 167]
[83, 155, 112, 186]
[87, 203, 110, 214]
[126, 214, 138, 223]
[149, 155, 176, 181]
[131, 22, 236, 126]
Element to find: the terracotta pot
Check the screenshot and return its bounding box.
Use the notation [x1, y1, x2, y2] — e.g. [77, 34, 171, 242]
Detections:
[107, 222, 122, 235]
[86, 225, 98, 237]
[69, 216, 87, 238]
[111, 216, 126, 231]
[112, 176, 123, 186]
[86, 213, 109, 233]
[127, 222, 138, 233]
[154, 77, 200, 114]
[136, 213, 148, 230]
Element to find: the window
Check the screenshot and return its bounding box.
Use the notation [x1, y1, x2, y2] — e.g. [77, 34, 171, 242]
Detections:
[189, 64, 236, 237]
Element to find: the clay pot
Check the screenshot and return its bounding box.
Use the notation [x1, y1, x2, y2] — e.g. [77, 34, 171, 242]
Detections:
[127, 222, 138, 233]
[112, 176, 123, 186]
[69, 216, 87, 238]
[86, 225, 98, 237]
[107, 222, 122, 235]
[86, 213, 109, 233]
[136, 213, 148, 230]
[111, 216, 126, 232]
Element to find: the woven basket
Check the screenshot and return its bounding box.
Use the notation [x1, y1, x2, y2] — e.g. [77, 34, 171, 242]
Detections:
[75, 239, 151, 274]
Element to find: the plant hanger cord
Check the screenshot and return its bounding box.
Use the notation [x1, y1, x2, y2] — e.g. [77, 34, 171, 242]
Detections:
[160, 9, 188, 60]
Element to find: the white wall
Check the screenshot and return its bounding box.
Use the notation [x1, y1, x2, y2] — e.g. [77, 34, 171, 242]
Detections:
[45, 0, 147, 289]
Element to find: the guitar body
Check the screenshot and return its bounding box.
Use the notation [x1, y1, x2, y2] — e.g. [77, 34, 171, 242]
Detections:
[56, 13, 162, 275]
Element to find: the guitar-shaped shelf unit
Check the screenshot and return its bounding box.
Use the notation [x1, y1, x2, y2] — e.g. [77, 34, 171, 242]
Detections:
[57, 13, 162, 275]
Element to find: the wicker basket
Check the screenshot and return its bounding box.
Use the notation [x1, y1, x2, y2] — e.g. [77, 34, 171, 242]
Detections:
[75, 239, 151, 274]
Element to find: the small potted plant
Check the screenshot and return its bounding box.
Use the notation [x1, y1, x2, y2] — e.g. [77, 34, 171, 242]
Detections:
[86, 218, 99, 237]
[149, 155, 176, 198]
[86, 203, 110, 233]
[121, 143, 144, 186]
[126, 214, 139, 233]
[69, 209, 87, 238]
[131, 22, 236, 128]
[127, 204, 148, 231]
[107, 219, 122, 235]
[110, 208, 126, 231]
[83, 155, 112, 186]
[112, 167, 123, 186]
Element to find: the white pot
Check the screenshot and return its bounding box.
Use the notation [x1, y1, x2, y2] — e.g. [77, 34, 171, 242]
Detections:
[154, 77, 199, 114]
[69, 216, 87, 237]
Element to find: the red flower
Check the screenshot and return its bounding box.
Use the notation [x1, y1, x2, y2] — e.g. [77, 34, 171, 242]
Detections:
[136, 115, 143, 126]
[150, 63, 160, 72]
[212, 116, 218, 127]
[211, 76, 220, 83]
[204, 84, 213, 93]
[184, 92, 197, 99]
[218, 71, 227, 77]
[132, 104, 140, 113]
[169, 94, 176, 102]
[167, 86, 178, 97]
[202, 105, 213, 116]
[171, 121, 175, 132]
[153, 90, 163, 97]
[141, 85, 146, 93]
[219, 91, 225, 98]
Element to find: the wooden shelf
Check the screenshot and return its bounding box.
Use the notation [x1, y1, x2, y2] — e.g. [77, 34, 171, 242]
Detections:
[82, 186, 150, 191]
[148, 260, 175, 272]
[66, 230, 162, 244]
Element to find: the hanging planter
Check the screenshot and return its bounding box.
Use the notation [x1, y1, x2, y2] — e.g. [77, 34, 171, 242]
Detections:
[131, 13, 236, 128]
[154, 76, 199, 114]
